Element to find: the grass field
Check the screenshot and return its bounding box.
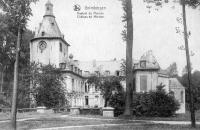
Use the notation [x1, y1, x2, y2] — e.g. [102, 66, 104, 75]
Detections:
[1, 111, 200, 130]
[0, 117, 200, 130]
[120, 110, 200, 121]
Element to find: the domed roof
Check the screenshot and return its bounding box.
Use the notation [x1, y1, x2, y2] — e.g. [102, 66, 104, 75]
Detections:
[140, 50, 160, 69]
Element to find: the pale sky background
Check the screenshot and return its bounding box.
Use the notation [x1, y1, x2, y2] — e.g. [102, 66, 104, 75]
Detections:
[28, 0, 200, 75]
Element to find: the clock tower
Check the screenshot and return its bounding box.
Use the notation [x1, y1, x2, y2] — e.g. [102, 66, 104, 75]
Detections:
[30, 0, 69, 67]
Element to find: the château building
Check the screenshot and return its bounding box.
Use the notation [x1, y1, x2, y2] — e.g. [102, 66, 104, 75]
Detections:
[30, 1, 185, 113]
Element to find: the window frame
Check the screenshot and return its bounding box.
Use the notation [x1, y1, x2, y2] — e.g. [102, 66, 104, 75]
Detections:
[140, 75, 148, 92]
[59, 42, 62, 52]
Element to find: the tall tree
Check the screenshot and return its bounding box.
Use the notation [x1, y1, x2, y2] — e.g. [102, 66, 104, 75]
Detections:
[181, 0, 197, 127]
[0, 0, 37, 129]
[120, 0, 134, 116]
[0, 13, 16, 93]
[144, 0, 199, 127]
[32, 64, 66, 109]
[181, 70, 200, 111]
[100, 77, 124, 107]
[0, 13, 33, 97]
[166, 62, 178, 77]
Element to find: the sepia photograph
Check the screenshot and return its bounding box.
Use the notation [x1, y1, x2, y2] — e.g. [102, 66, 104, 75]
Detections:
[0, 0, 200, 129]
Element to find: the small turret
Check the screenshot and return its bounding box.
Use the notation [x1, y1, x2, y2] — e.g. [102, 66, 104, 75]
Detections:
[44, 0, 54, 17]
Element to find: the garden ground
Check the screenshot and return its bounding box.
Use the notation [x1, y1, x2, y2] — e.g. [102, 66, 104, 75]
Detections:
[1, 111, 200, 130]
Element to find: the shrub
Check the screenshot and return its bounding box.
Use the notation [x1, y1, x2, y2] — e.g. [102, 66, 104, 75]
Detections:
[109, 91, 125, 117]
[132, 85, 180, 117]
[0, 94, 10, 108]
[33, 65, 67, 108]
[0, 98, 10, 108]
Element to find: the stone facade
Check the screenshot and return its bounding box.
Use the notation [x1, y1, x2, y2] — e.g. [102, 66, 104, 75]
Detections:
[30, 1, 83, 107]
[133, 50, 185, 113]
[30, 1, 185, 113]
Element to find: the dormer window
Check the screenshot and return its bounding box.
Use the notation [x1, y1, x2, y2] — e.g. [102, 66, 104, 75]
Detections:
[41, 31, 45, 36]
[140, 60, 146, 68]
[105, 70, 110, 76]
[75, 67, 77, 73]
[70, 65, 73, 71]
[59, 63, 66, 69]
[84, 71, 90, 76]
[51, 22, 54, 26]
[95, 71, 100, 77]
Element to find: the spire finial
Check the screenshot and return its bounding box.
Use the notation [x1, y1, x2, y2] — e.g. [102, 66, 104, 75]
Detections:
[44, 0, 54, 17]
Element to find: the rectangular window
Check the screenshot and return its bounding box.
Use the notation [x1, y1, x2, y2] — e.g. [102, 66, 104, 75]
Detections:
[181, 91, 184, 103]
[105, 70, 110, 76]
[60, 42, 62, 52]
[72, 79, 74, 91]
[85, 96, 89, 105]
[116, 71, 120, 76]
[140, 75, 147, 92]
[85, 83, 87, 92]
[95, 85, 98, 92]
[71, 65, 73, 71]
[133, 78, 136, 91]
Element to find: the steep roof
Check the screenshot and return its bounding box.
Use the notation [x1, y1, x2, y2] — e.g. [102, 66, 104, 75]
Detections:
[32, 0, 68, 45]
[158, 69, 169, 78]
[34, 16, 62, 38]
[78, 59, 123, 76]
[169, 78, 185, 89]
[134, 50, 160, 70]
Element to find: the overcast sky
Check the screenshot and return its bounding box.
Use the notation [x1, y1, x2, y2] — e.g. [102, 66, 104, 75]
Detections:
[28, 0, 200, 75]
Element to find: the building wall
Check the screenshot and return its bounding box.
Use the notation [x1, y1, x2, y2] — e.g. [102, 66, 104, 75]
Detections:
[62, 73, 85, 107]
[83, 83, 104, 108]
[30, 39, 68, 67]
[157, 76, 169, 93]
[135, 71, 185, 113]
[135, 71, 158, 92]
[170, 88, 186, 113]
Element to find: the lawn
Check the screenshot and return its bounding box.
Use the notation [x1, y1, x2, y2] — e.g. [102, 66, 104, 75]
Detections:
[1, 111, 200, 130]
[70, 124, 200, 130]
[0, 117, 200, 130]
[0, 116, 145, 130]
[116, 110, 200, 121]
[0, 110, 64, 122]
[66, 110, 200, 121]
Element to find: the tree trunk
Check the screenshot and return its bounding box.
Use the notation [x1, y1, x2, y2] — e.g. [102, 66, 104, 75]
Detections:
[0, 67, 4, 93]
[104, 98, 108, 107]
[182, 0, 196, 127]
[124, 0, 133, 116]
[11, 26, 21, 130]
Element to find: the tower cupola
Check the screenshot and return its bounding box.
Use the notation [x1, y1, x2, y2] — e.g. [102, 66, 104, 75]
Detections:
[44, 0, 54, 17]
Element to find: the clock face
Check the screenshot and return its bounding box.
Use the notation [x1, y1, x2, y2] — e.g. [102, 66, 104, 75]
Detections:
[39, 41, 47, 52]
